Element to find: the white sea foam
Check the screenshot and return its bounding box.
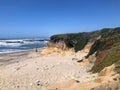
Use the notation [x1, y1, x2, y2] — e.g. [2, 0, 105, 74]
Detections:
[0, 42, 22, 47]
[0, 39, 48, 47]
[0, 38, 48, 53]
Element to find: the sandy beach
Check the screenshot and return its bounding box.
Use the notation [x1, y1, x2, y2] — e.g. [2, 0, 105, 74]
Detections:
[0, 49, 98, 90]
[1, 0, 120, 89]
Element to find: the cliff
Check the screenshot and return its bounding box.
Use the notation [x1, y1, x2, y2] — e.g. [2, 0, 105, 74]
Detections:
[40, 27, 120, 90]
[46, 27, 120, 74]
[88, 27, 120, 73]
[50, 31, 102, 52]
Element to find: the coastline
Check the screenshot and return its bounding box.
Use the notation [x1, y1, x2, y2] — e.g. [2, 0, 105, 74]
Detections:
[0, 47, 44, 55]
[0, 38, 48, 55]
[0, 36, 119, 90]
[0, 48, 98, 90]
[0, 48, 44, 66]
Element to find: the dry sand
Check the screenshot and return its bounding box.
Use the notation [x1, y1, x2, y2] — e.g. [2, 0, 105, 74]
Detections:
[0, 50, 98, 90]
[43, 64, 120, 90]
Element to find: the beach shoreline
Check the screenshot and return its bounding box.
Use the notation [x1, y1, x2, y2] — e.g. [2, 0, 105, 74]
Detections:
[0, 48, 42, 66]
[0, 48, 98, 90]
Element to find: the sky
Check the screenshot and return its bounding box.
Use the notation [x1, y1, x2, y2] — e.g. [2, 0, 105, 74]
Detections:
[0, 0, 120, 38]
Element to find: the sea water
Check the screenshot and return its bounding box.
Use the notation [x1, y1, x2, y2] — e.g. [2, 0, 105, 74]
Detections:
[0, 38, 49, 54]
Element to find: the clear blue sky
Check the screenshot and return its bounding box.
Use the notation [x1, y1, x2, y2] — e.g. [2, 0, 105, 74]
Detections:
[0, 0, 120, 38]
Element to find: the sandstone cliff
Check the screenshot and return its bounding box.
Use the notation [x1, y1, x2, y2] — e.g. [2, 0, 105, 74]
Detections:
[41, 27, 120, 75]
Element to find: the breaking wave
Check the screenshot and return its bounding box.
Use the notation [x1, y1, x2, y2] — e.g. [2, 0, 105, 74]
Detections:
[0, 38, 49, 53]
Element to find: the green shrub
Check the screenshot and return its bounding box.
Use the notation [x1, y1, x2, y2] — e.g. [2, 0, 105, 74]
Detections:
[74, 39, 88, 52]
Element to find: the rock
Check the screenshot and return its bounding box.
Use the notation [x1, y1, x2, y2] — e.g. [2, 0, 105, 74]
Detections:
[77, 59, 83, 63]
[75, 80, 80, 83]
[79, 59, 90, 66]
[36, 68, 39, 70]
[72, 58, 79, 61]
[36, 80, 40, 86]
[16, 67, 20, 70]
[17, 85, 20, 88]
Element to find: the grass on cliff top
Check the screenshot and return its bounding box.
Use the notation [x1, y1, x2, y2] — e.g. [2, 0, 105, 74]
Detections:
[92, 42, 120, 73]
[53, 34, 68, 39]
[54, 33, 89, 52]
[114, 43, 120, 74]
[115, 61, 120, 74]
[74, 39, 88, 52]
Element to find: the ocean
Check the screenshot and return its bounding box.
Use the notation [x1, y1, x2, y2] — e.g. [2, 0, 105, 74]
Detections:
[0, 38, 49, 54]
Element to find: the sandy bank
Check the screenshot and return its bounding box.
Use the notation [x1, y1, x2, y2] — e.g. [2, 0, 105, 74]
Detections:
[0, 49, 97, 90]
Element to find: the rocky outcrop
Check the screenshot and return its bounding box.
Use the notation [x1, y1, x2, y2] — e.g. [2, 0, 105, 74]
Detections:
[40, 47, 75, 56]
[47, 40, 68, 50]
[40, 41, 75, 56]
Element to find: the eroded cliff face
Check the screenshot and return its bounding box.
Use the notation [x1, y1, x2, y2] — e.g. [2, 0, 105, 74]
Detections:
[41, 27, 120, 74]
[40, 31, 100, 56]
[40, 41, 75, 56]
[49, 31, 101, 52]
[47, 40, 68, 50]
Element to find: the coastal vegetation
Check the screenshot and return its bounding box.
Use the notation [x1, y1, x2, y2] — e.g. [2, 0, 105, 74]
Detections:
[50, 27, 120, 74]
